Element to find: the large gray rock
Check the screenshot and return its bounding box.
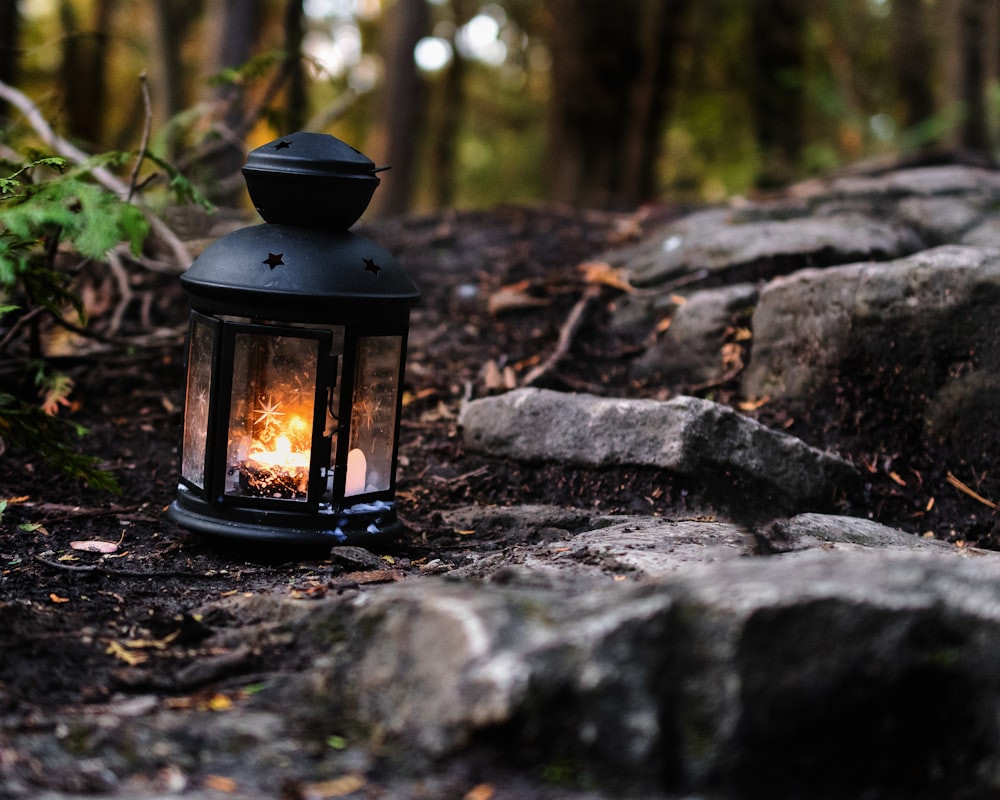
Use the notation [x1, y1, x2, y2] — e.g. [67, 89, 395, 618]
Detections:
[628, 283, 758, 386]
[292, 548, 1000, 797]
[460, 388, 857, 511]
[618, 212, 922, 288]
[743, 244, 1000, 401]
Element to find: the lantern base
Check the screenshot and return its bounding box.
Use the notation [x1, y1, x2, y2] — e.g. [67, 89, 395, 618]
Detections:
[166, 484, 404, 555]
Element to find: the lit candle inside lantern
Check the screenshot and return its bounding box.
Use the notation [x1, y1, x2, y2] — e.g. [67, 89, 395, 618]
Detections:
[248, 435, 309, 470]
[242, 415, 311, 498]
[345, 447, 367, 495]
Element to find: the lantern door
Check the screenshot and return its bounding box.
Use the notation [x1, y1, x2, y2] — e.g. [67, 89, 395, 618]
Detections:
[179, 313, 337, 512]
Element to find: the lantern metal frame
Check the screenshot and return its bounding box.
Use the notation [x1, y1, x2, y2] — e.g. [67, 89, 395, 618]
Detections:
[166, 133, 419, 552]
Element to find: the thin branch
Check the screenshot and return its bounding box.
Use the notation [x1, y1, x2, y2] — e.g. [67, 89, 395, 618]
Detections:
[522, 285, 603, 387]
[0, 78, 192, 270]
[128, 72, 153, 204]
[946, 471, 998, 510]
[31, 553, 242, 579]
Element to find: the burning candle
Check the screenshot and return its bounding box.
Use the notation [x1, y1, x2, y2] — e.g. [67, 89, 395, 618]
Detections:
[243, 434, 310, 498]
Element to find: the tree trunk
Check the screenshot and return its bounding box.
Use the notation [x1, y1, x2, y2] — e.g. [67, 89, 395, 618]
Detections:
[959, 0, 990, 153]
[282, 0, 308, 134]
[750, 0, 806, 188]
[0, 0, 19, 125]
[545, 0, 687, 208]
[204, 0, 264, 202]
[426, 0, 477, 208]
[151, 0, 198, 132]
[892, 0, 936, 136]
[370, 0, 430, 216]
[58, 0, 114, 147]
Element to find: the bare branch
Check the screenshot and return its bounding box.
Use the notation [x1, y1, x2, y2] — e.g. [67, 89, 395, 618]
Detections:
[0, 78, 192, 271]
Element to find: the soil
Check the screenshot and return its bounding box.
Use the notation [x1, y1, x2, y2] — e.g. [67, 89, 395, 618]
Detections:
[1, 203, 996, 790]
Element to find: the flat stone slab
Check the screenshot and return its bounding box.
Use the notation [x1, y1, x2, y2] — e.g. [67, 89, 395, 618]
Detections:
[618, 212, 921, 287]
[460, 388, 857, 510]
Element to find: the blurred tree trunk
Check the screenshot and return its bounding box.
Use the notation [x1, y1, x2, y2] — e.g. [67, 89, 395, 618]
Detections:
[151, 0, 198, 129]
[59, 0, 114, 147]
[427, 0, 477, 208]
[958, 0, 990, 154]
[370, 0, 430, 216]
[282, 0, 307, 133]
[204, 0, 264, 203]
[0, 0, 19, 125]
[892, 0, 936, 138]
[750, 0, 806, 188]
[545, 0, 688, 208]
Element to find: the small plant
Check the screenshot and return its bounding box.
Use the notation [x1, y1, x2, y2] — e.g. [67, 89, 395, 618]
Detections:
[0, 151, 151, 492]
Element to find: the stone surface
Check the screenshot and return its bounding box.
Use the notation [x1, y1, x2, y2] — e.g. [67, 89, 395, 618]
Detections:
[742, 244, 1000, 402]
[617, 212, 922, 288]
[628, 283, 758, 386]
[287, 543, 1000, 797]
[459, 387, 857, 512]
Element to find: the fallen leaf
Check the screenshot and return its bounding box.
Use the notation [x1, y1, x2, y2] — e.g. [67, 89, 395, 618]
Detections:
[106, 640, 148, 666]
[18, 522, 47, 534]
[205, 693, 233, 711]
[203, 775, 238, 793]
[888, 471, 907, 486]
[302, 774, 366, 798]
[49, 593, 70, 604]
[578, 260, 633, 292]
[738, 397, 769, 412]
[464, 784, 496, 800]
[70, 539, 119, 554]
[124, 629, 180, 650]
[487, 284, 550, 315]
[341, 569, 404, 584]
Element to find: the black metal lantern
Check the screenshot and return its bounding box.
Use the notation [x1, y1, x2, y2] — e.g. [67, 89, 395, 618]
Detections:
[167, 132, 419, 552]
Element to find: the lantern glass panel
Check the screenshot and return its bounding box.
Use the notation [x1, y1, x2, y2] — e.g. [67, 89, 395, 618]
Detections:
[224, 332, 322, 501]
[180, 317, 215, 489]
[346, 335, 403, 497]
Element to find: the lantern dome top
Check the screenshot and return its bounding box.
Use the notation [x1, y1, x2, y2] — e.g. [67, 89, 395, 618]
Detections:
[180, 223, 419, 324]
[242, 132, 385, 229]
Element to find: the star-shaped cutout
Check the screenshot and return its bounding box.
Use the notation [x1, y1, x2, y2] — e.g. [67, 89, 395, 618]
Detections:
[273, 140, 292, 150]
[363, 257, 382, 276]
[263, 252, 284, 269]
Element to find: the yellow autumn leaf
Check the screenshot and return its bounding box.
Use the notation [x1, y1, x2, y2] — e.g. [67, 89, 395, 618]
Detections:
[205, 693, 233, 712]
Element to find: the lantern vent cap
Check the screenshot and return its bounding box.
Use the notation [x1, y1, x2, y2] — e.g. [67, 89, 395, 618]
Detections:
[242, 132, 385, 229]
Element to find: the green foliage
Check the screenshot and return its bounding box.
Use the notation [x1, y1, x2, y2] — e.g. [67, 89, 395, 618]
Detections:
[0, 382, 120, 494]
[0, 151, 149, 493]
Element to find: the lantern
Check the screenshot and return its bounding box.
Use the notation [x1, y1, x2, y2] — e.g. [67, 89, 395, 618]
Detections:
[167, 132, 419, 552]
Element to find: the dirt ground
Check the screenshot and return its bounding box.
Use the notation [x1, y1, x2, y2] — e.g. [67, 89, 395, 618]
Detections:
[1, 203, 995, 748]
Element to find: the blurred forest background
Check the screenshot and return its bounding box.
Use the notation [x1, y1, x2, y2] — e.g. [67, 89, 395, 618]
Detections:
[2, 0, 1000, 217]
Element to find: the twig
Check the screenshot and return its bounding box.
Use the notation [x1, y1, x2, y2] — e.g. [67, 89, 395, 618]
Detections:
[106, 248, 133, 337]
[0, 78, 192, 270]
[30, 553, 245, 579]
[127, 72, 153, 204]
[946, 471, 998, 510]
[684, 364, 746, 394]
[522, 285, 603, 387]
